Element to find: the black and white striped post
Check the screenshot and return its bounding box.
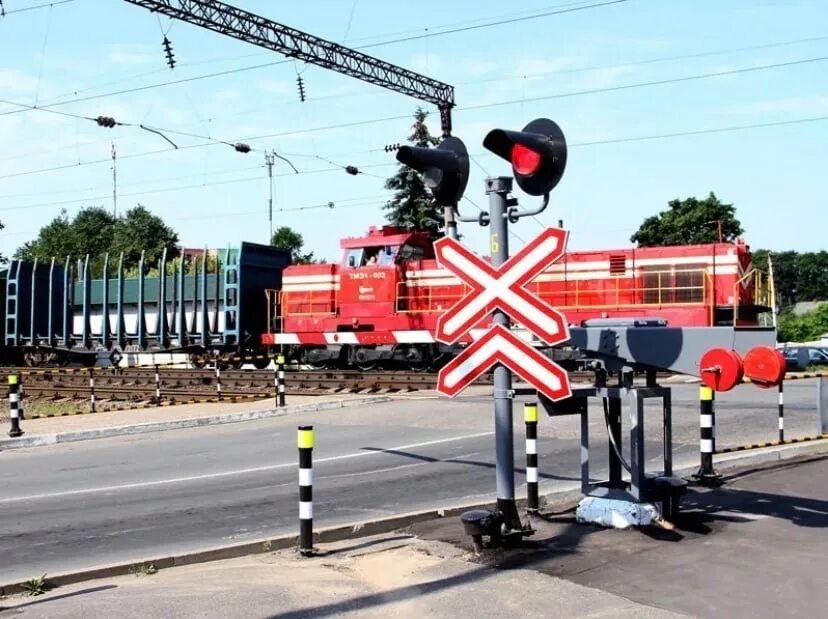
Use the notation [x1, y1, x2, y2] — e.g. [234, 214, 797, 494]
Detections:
[276, 354, 286, 407]
[215, 361, 223, 401]
[154, 364, 162, 404]
[524, 402, 539, 512]
[778, 382, 785, 442]
[8, 374, 23, 437]
[88, 368, 96, 413]
[298, 425, 315, 556]
[695, 386, 720, 485]
[18, 376, 24, 421]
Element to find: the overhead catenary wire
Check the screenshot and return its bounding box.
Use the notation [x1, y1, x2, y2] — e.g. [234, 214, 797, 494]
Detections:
[0, 0, 73, 16]
[3, 48, 825, 182]
[0, 0, 628, 120]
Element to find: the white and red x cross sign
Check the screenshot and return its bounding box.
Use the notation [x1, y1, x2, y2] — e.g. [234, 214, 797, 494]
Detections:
[433, 227, 572, 402]
[434, 227, 570, 346]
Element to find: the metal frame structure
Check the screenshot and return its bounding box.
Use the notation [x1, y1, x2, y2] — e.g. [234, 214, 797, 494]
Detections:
[122, 0, 456, 134]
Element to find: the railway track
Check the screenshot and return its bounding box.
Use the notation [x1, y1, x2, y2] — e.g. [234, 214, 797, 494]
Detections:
[0, 366, 673, 404]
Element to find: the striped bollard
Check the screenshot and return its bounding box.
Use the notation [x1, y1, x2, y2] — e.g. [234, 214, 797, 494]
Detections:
[298, 425, 315, 557]
[525, 402, 539, 512]
[778, 382, 784, 442]
[8, 374, 23, 437]
[88, 368, 96, 413]
[18, 377, 24, 421]
[215, 362, 223, 401]
[277, 354, 286, 407]
[154, 364, 162, 404]
[695, 386, 720, 485]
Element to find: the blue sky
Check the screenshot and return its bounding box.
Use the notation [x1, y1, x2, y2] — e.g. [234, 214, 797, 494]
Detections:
[0, 0, 826, 263]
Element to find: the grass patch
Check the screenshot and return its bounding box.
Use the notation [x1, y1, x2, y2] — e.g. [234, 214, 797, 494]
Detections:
[20, 574, 49, 596]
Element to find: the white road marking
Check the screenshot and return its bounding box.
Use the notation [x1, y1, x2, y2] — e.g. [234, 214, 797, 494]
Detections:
[0, 432, 494, 504]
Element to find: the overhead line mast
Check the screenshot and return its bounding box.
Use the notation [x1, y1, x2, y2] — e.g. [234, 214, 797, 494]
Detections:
[122, 0, 456, 135]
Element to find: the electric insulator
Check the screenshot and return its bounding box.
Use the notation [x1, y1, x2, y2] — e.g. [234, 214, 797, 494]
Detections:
[296, 75, 306, 102]
[345, 165, 359, 176]
[234, 143, 252, 154]
[96, 116, 117, 128]
[163, 36, 176, 69]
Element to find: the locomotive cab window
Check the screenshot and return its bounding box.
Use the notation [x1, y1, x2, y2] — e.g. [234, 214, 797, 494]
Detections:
[398, 243, 425, 262]
[345, 248, 364, 267]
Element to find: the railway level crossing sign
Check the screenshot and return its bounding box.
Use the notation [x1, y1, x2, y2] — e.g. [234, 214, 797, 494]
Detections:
[434, 228, 573, 402]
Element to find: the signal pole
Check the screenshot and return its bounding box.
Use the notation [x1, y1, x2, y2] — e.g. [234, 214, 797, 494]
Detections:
[487, 176, 520, 532]
[265, 150, 275, 244]
[111, 142, 117, 217]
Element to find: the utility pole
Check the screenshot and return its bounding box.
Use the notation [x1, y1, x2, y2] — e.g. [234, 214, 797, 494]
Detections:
[265, 150, 275, 244]
[111, 142, 117, 217]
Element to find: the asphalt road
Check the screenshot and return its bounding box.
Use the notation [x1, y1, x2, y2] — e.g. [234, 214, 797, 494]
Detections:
[0, 380, 823, 583]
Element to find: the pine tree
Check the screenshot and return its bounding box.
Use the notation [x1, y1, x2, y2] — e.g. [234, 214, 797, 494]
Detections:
[383, 107, 443, 238]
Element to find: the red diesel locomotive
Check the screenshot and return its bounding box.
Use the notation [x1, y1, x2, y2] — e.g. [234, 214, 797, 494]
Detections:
[262, 225, 771, 369]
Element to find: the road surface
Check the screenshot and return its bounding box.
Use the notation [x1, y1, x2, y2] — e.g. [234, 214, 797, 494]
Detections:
[0, 380, 822, 583]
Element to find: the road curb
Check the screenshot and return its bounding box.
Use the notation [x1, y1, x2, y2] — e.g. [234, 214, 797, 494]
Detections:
[0, 396, 392, 452]
[1, 437, 825, 596]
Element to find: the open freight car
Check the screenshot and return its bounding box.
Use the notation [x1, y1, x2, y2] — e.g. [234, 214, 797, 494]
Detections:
[4, 242, 290, 367]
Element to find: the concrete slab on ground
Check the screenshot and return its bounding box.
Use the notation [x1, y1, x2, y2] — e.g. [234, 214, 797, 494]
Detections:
[0, 535, 680, 619]
[410, 455, 828, 619]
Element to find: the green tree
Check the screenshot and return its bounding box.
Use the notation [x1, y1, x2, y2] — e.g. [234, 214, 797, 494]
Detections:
[751, 249, 828, 308]
[14, 205, 178, 274]
[111, 204, 179, 267]
[15, 207, 116, 262]
[777, 304, 828, 343]
[631, 192, 744, 247]
[383, 107, 443, 238]
[271, 226, 315, 264]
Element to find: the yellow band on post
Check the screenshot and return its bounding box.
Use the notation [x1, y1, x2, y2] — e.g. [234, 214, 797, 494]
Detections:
[297, 427, 314, 449]
[700, 386, 713, 401]
[276, 354, 285, 365]
[524, 404, 538, 423]
[8, 374, 18, 385]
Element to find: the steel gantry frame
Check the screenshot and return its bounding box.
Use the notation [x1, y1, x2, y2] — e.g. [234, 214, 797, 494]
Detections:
[122, 0, 456, 135]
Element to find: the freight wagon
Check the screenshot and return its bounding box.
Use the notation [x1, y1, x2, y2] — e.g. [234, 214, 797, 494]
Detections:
[3, 242, 290, 367]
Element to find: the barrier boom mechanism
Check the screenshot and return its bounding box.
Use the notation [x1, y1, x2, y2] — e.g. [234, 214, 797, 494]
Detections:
[123, 0, 456, 135]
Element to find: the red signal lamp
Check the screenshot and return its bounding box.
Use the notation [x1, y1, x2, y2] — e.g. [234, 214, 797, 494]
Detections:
[483, 118, 567, 196]
[512, 144, 541, 176]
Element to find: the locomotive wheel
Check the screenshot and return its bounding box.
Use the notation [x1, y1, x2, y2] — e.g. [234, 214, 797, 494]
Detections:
[252, 356, 271, 370]
[189, 353, 207, 369]
[355, 360, 378, 371]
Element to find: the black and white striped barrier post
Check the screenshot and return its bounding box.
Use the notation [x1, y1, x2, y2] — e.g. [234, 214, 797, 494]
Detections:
[215, 362, 223, 401]
[524, 402, 539, 512]
[154, 364, 162, 404]
[8, 374, 23, 437]
[298, 425, 315, 557]
[778, 382, 784, 442]
[18, 377, 24, 420]
[277, 354, 286, 407]
[88, 368, 96, 413]
[695, 386, 720, 485]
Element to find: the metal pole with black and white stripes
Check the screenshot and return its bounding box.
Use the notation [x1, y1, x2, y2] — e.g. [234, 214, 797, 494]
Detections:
[298, 425, 315, 556]
[215, 361, 222, 401]
[88, 368, 97, 413]
[524, 402, 539, 512]
[695, 386, 720, 485]
[8, 374, 23, 437]
[778, 382, 784, 442]
[154, 364, 162, 404]
[277, 354, 286, 407]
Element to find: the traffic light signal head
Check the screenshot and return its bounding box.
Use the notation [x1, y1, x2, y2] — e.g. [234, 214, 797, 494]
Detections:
[396, 136, 469, 206]
[482, 118, 567, 196]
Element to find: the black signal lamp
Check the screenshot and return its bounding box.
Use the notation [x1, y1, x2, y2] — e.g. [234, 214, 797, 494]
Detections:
[483, 118, 567, 196]
[395, 136, 469, 206]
